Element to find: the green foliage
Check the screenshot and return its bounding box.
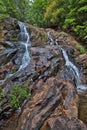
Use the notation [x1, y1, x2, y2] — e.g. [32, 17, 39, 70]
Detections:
[73, 25, 87, 43]
[59, 31, 67, 35]
[44, 0, 87, 44]
[76, 45, 87, 54]
[64, 18, 76, 28]
[28, 0, 48, 26]
[9, 84, 30, 109]
[44, 0, 66, 26]
[0, 0, 32, 21]
[78, 5, 87, 12]
[0, 78, 31, 109]
[0, 0, 87, 44]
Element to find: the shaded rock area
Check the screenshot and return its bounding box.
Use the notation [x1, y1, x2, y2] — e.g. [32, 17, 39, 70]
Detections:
[0, 17, 87, 130]
[41, 115, 87, 130]
[78, 91, 87, 124]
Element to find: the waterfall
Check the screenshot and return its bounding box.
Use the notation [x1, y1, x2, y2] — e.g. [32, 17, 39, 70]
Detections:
[55, 40, 80, 84]
[61, 48, 80, 78]
[58, 41, 87, 90]
[61, 47, 80, 84]
[0, 21, 31, 82]
[47, 32, 54, 45]
[48, 33, 87, 91]
[18, 21, 31, 71]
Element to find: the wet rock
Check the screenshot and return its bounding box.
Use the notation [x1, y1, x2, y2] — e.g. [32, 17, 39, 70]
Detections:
[3, 41, 16, 48]
[40, 115, 87, 130]
[18, 32, 29, 42]
[0, 48, 17, 66]
[57, 66, 77, 87]
[0, 105, 14, 120]
[13, 43, 26, 65]
[9, 45, 63, 83]
[66, 47, 77, 59]
[0, 62, 13, 79]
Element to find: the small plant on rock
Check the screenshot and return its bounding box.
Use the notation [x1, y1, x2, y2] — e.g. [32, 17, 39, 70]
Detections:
[9, 85, 30, 109]
[76, 45, 87, 54]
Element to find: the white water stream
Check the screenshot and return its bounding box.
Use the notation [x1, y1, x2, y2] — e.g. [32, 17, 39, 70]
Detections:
[0, 22, 31, 84]
[48, 33, 87, 91]
[62, 47, 87, 91]
[18, 21, 31, 71]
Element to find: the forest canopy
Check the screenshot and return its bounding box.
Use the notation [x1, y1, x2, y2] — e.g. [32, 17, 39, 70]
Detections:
[0, 0, 87, 44]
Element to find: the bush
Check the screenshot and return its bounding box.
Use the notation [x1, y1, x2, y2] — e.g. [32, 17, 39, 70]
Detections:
[9, 85, 30, 109]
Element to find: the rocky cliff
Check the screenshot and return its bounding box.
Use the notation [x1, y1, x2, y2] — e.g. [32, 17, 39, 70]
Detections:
[0, 17, 87, 130]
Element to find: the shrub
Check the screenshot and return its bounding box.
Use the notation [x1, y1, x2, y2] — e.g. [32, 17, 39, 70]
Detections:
[9, 85, 30, 109]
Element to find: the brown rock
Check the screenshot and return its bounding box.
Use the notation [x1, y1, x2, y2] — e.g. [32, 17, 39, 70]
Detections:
[0, 18, 87, 130]
[78, 91, 87, 124]
[0, 62, 13, 73]
[2, 79, 79, 130]
[40, 115, 87, 130]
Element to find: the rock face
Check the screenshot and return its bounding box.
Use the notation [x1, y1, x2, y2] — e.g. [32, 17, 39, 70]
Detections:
[16, 79, 78, 130]
[41, 115, 87, 130]
[0, 18, 87, 130]
[75, 54, 87, 84]
[78, 91, 87, 124]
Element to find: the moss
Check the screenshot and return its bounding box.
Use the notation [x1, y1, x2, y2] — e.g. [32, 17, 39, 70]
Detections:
[22, 78, 30, 88]
[10, 68, 17, 74]
[59, 31, 67, 36]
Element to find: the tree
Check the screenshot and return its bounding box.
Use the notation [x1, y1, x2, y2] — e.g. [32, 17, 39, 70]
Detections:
[0, 0, 32, 21]
[28, 0, 48, 26]
[44, 0, 87, 43]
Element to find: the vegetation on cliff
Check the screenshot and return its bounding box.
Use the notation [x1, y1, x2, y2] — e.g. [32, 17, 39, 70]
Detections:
[0, 0, 87, 44]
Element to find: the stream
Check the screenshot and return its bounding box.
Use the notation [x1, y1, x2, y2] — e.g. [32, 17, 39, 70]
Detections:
[48, 32, 87, 91]
[17, 21, 31, 71]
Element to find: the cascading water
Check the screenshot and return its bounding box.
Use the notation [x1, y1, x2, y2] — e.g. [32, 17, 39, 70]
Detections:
[60, 47, 80, 83]
[57, 42, 87, 90]
[18, 21, 31, 71]
[47, 32, 54, 45]
[48, 33, 87, 91]
[0, 21, 31, 83]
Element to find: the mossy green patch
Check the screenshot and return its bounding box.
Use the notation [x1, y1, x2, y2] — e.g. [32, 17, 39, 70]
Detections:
[76, 45, 87, 54]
